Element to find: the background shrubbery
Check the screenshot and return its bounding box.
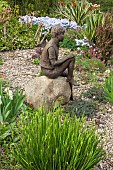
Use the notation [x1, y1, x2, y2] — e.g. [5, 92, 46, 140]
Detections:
[0, 18, 37, 51]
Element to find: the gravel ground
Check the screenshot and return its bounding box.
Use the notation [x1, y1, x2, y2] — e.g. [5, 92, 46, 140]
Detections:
[0, 48, 113, 170]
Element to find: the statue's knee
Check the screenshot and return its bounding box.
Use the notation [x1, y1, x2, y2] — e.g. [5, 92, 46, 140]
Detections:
[71, 56, 75, 63]
[68, 53, 75, 58]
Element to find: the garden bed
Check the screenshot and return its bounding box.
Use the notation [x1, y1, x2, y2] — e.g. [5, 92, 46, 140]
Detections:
[0, 48, 113, 169]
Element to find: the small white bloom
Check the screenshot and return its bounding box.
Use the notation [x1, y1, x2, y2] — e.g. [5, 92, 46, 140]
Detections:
[8, 90, 13, 100]
[0, 95, 2, 105]
[4, 87, 9, 93]
[105, 69, 110, 74]
[77, 47, 81, 50]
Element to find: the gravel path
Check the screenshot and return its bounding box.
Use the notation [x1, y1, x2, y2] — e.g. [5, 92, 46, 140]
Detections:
[0, 48, 113, 170]
[0, 48, 41, 89]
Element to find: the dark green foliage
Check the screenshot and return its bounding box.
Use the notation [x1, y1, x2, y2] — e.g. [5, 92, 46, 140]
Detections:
[13, 107, 105, 170]
[83, 86, 106, 103]
[7, 0, 58, 16]
[0, 17, 37, 51]
[60, 35, 77, 50]
[65, 100, 98, 117]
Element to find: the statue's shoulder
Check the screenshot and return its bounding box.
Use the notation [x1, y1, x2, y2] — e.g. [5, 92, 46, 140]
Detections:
[46, 39, 56, 49]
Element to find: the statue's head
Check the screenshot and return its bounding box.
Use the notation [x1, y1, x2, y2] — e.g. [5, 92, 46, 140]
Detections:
[51, 24, 65, 38]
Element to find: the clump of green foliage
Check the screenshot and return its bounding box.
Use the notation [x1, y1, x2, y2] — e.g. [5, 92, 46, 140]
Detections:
[74, 13, 104, 44]
[104, 71, 113, 104]
[0, 1, 8, 12]
[8, 0, 58, 16]
[32, 58, 40, 65]
[56, 0, 100, 26]
[13, 107, 105, 170]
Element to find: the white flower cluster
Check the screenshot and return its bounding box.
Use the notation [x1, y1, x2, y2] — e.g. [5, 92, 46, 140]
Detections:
[75, 38, 92, 47]
[19, 15, 80, 31]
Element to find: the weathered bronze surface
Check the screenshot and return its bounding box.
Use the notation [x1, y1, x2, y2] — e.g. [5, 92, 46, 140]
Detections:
[40, 24, 75, 100]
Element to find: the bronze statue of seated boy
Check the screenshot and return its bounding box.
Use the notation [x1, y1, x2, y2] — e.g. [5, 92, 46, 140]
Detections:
[40, 24, 75, 100]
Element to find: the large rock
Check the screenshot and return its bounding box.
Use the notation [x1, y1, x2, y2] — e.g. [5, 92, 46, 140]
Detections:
[24, 76, 71, 109]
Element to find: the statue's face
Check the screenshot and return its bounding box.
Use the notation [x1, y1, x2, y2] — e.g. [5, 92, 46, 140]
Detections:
[57, 32, 64, 42]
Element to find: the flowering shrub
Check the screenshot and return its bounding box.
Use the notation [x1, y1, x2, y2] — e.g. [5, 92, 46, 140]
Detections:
[19, 15, 80, 31]
[96, 12, 113, 64]
[77, 46, 112, 65]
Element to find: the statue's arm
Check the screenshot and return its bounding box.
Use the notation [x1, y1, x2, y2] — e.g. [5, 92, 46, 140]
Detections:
[48, 47, 59, 66]
[48, 47, 75, 66]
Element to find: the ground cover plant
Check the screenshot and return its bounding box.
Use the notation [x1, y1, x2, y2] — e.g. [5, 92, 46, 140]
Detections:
[12, 107, 105, 170]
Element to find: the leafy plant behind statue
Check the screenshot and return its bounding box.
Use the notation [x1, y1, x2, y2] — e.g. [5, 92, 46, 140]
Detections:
[74, 12, 104, 44]
[56, 0, 101, 26]
[60, 35, 77, 50]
